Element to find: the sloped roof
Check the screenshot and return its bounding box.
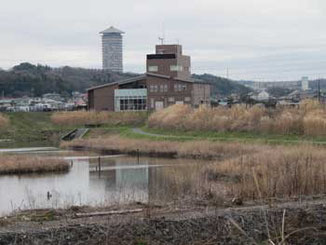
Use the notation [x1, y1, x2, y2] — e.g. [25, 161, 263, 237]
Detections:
[100, 26, 125, 34]
[87, 75, 146, 91]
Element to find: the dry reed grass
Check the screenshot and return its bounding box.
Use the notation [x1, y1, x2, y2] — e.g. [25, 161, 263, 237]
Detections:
[0, 155, 70, 175]
[0, 113, 9, 128]
[148, 100, 326, 136]
[207, 145, 326, 200]
[62, 135, 260, 159]
[51, 111, 148, 126]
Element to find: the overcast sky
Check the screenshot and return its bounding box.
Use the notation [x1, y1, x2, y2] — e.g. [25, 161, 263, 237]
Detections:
[1, 0, 326, 81]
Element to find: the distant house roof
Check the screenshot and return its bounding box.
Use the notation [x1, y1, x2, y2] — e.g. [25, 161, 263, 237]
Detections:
[100, 26, 125, 34]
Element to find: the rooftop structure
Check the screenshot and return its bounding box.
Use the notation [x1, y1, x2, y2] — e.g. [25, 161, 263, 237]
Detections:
[100, 26, 124, 72]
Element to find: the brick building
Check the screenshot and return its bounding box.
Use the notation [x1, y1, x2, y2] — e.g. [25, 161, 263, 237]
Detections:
[88, 44, 210, 111]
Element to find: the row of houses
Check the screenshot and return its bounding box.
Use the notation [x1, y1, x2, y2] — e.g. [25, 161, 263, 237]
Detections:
[0, 93, 87, 112]
[87, 44, 211, 111]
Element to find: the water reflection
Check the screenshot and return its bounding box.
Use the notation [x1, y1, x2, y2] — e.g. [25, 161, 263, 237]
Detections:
[0, 154, 202, 216]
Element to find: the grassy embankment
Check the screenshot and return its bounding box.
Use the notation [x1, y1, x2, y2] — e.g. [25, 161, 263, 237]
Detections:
[0, 112, 80, 148]
[0, 112, 71, 174]
[51, 111, 148, 127]
[0, 155, 69, 175]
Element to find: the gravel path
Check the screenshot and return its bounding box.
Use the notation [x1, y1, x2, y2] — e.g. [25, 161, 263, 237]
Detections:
[1, 200, 326, 244]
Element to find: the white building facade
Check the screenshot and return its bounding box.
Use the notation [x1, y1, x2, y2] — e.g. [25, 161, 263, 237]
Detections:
[100, 26, 124, 73]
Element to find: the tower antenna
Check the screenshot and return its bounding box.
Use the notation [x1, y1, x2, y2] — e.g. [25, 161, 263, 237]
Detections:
[158, 36, 164, 45]
[158, 22, 166, 44]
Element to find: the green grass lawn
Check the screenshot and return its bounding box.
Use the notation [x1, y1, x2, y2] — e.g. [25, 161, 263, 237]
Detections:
[0, 112, 74, 148]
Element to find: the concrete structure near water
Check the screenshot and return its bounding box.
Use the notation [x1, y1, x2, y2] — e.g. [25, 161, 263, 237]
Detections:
[88, 44, 211, 111]
[100, 26, 124, 73]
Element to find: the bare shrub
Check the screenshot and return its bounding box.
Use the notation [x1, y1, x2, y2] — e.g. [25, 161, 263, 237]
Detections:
[51, 111, 147, 126]
[0, 155, 69, 174]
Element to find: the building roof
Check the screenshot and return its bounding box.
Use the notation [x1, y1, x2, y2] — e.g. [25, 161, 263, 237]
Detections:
[87, 75, 146, 91]
[100, 26, 125, 34]
[87, 73, 210, 91]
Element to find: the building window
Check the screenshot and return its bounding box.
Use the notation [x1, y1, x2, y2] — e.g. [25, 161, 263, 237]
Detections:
[148, 66, 158, 72]
[168, 97, 175, 102]
[164, 84, 168, 92]
[173, 83, 187, 92]
[150, 85, 159, 93]
[178, 84, 183, 91]
[160, 85, 164, 92]
[170, 65, 183, 71]
[118, 97, 147, 111]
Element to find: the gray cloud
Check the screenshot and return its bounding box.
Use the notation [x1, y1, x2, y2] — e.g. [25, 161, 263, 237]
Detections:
[0, 0, 326, 80]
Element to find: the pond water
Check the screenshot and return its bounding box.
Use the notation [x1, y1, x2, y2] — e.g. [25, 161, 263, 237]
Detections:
[0, 148, 203, 216]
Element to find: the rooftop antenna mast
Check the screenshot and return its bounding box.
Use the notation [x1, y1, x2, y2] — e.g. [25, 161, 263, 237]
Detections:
[158, 22, 166, 44]
[158, 37, 165, 45]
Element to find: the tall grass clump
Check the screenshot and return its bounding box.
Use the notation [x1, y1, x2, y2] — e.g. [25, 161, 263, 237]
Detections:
[207, 146, 326, 200]
[148, 100, 326, 136]
[51, 111, 148, 126]
[0, 113, 9, 128]
[0, 156, 69, 175]
[147, 104, 192, 130]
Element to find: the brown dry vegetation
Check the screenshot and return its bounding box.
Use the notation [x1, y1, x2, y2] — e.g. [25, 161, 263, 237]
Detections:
[0, 113, 9, 128]
[61, 135, 260, 159]
[0, 155, 69, 175]
[51, 111, 148, 126]
[148, 100, 326, 136]
[206, 145, 326, 200]
[156, 144, 326, 202]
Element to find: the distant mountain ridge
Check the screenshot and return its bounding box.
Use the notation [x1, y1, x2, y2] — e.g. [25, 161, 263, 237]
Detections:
[0, 63, 251, 98]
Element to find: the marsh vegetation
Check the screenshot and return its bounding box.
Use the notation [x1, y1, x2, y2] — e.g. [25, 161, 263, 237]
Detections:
[0, 155, 69, 175]
[148, 100, 326, 137]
